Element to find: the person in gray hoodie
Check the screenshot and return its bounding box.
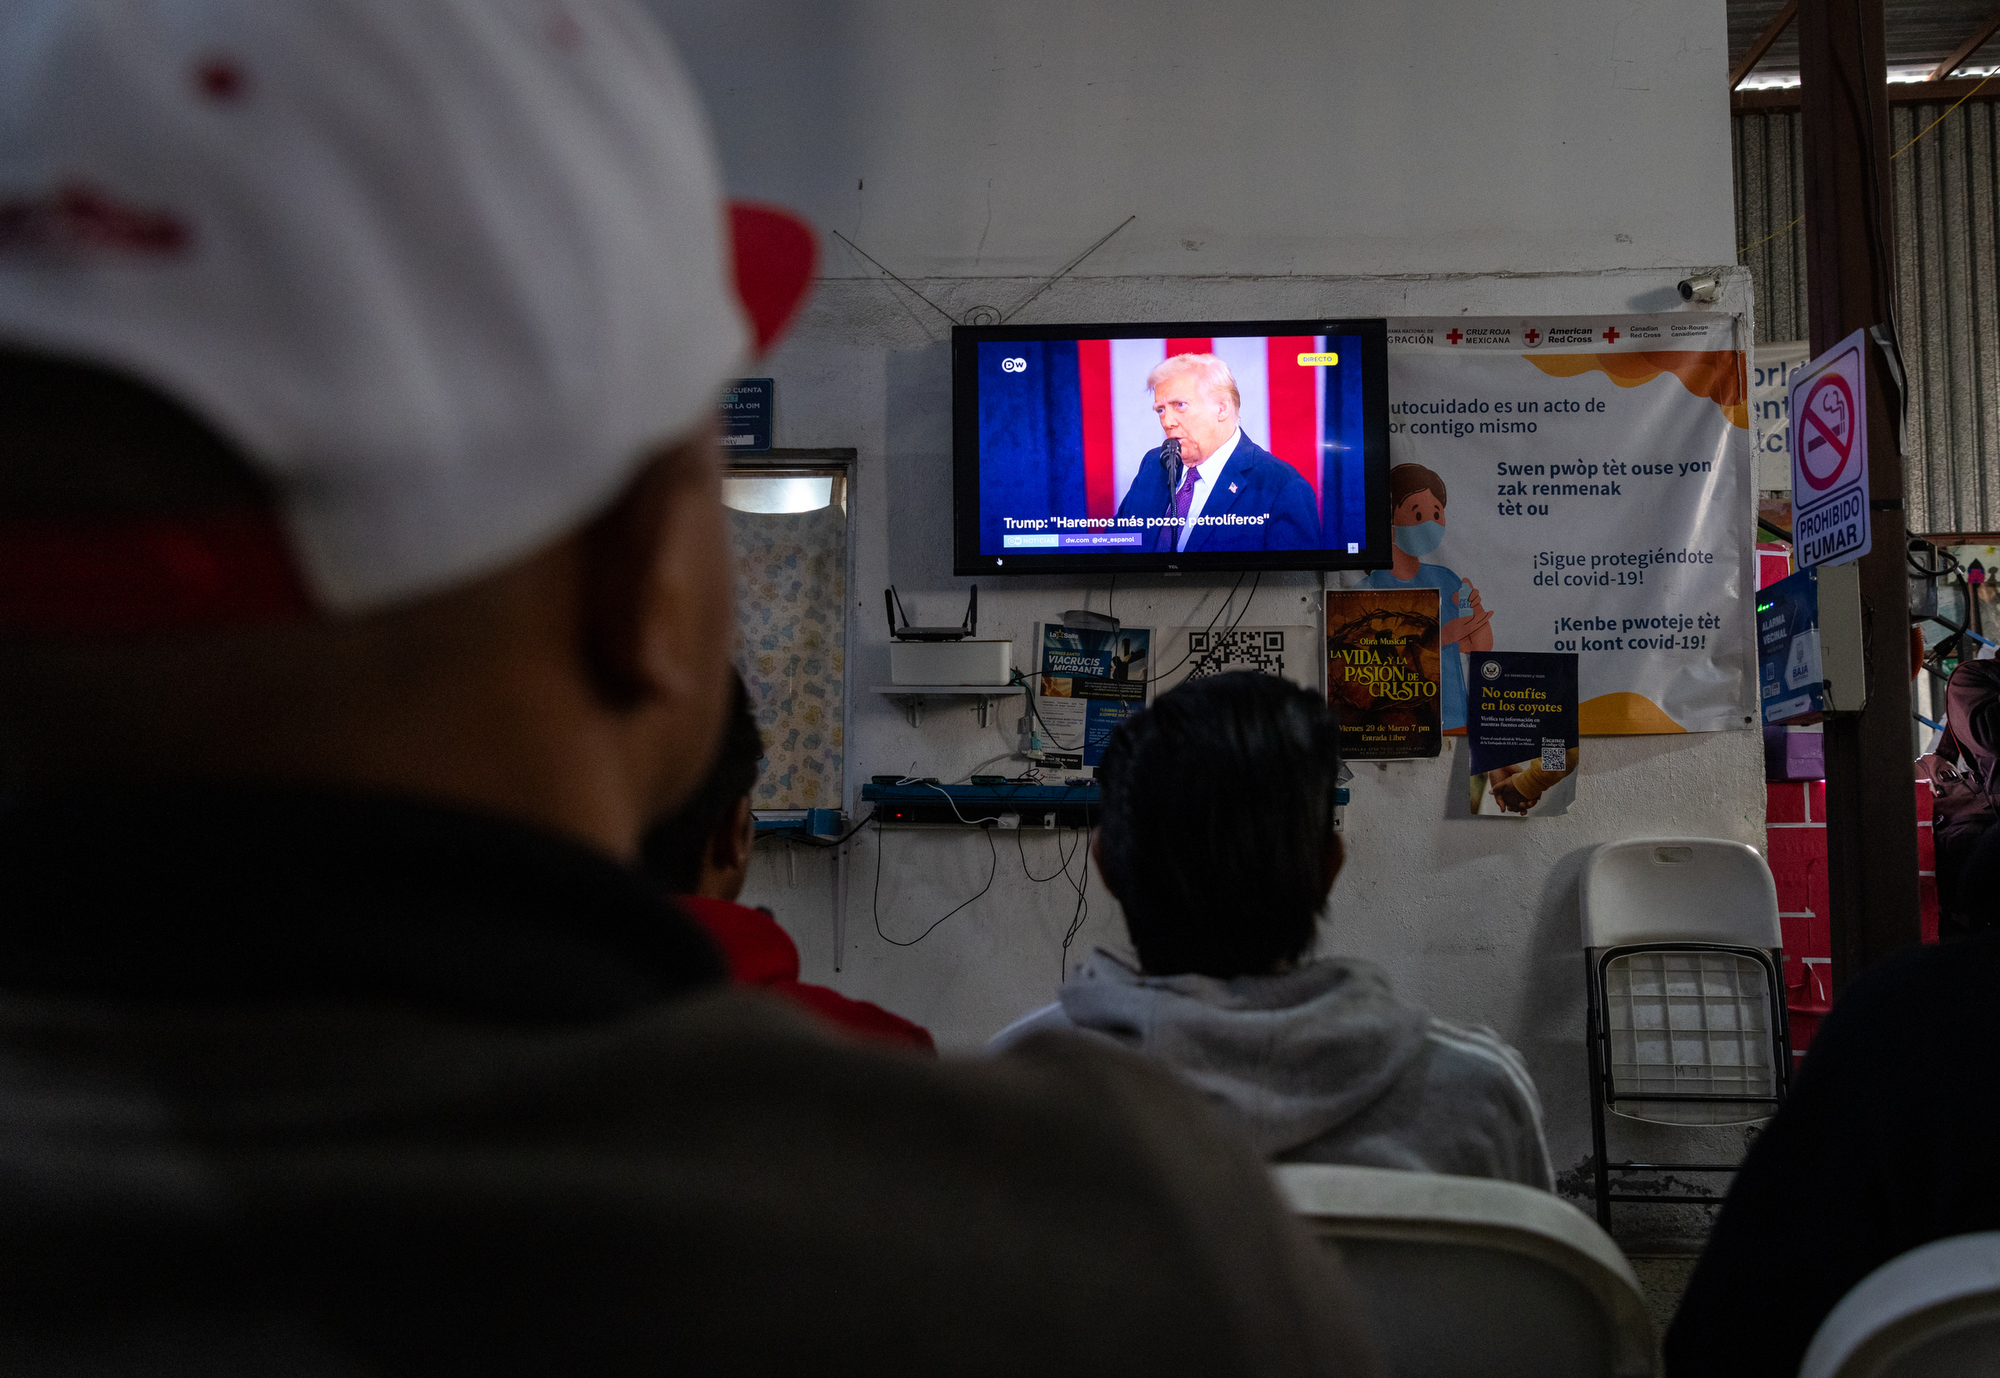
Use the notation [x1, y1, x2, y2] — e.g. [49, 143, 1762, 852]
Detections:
[992, 671, 1554, 1189]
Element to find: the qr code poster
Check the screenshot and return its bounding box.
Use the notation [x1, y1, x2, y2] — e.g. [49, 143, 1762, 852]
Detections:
[1156, 625, 1319, 698]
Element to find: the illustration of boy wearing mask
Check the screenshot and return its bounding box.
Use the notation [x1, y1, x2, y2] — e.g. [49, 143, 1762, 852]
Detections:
[1362, 463, 1493, 732]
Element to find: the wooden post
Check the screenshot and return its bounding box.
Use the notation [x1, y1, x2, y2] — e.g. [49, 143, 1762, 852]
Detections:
[1798, 0, 1922, 991]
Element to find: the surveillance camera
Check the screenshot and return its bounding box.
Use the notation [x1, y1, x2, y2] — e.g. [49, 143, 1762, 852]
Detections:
[1678, 274, 1721, 304]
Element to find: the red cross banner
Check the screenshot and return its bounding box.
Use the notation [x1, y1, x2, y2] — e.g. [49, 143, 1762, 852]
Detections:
[1354, 314, 1752, 735]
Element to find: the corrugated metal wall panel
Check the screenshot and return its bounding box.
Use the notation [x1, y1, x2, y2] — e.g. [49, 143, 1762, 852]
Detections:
[1734, 100, 2000, 533]
[1734, 109, 1809, 345]
[1891, 99, 2000, 533]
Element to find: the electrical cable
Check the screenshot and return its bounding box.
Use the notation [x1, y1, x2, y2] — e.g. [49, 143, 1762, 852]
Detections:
[1012, 667, 1084, 753]
[1222, 572, 1263, 638]
[1892, 74, 1993, 160]
[1024, 567, 1230, 758]
[1014, 821, 1094, 984]
[829, 230, 959, 328]
[1150, 571, 1249, 683]
[872, 816, 1000, 947]
[1859, 109, 1897, 357]
[1017, 823, 1081, 883]
[1000, 215, 1137, 324]
[765, 807, 878, 849]
[1908, 542, 1961, 579]
[921, 782, 1005, 826]
[1058, 823, 1092, 982]
[1847, 0, 1905, 358]
[1907, 542, 1969, 651]
[951, 752, 1020, 784]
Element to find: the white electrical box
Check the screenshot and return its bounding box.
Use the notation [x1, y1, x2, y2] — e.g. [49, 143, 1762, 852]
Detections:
[1758, 563, 1865, 724]
[889, 639, 1014, 686]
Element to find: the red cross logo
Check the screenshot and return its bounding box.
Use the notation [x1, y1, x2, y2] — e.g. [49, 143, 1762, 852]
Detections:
[1523, 328, 1541, 345]
[1601, 326, 1621, 344]
[1445, 328, 1464, 344]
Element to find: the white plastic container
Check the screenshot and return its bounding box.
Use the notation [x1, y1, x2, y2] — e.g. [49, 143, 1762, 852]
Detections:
[889, 639, 1014, 686]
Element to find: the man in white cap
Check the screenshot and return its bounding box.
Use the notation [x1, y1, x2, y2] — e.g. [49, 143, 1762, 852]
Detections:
[0, 3, 1379, 1373]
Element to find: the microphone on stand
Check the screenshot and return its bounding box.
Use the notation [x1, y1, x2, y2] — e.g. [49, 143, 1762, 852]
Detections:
[1156, 437, 1184, 552]
[1159, 436, 1184, 495]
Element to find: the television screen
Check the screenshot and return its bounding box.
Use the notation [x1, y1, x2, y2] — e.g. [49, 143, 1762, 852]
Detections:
[953, 318, 1389, 575]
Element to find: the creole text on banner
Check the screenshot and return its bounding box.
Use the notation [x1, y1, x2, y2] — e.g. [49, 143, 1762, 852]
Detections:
[1365, 314, 1753, 735]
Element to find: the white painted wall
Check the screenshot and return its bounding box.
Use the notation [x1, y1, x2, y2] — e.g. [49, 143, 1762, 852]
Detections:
[649, 0, 1751, 1196]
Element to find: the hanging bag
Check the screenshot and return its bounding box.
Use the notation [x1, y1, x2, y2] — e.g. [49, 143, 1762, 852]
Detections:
[1925, 662, 2000, 831]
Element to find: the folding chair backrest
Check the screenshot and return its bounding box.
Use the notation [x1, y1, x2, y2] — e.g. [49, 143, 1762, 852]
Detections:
[1802, 1233, 2000, 1378]
[1273, 1164, 1657, 1378]
[1597, 943, 1780, 1125]
[1580, 838, 1781, 950]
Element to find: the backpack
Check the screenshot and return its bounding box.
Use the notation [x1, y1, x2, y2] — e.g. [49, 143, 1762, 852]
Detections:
[1925, 660, 2000, 831]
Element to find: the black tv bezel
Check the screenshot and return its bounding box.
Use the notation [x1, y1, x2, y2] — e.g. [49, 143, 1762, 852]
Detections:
[951, 316, 1392, 577]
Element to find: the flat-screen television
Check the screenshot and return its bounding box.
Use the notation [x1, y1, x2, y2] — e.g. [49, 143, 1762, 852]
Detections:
[953, 318, 1390, 575]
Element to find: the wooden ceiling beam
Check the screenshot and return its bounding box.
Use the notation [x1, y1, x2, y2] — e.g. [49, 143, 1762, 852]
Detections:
[1731, 0, 1801, 89]
[1928, 7, 2000, 81]
[1732, 74, 2000, 111]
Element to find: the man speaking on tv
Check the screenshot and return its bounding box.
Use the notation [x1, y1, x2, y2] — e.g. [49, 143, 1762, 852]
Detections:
[1116, 353, 1320, 554]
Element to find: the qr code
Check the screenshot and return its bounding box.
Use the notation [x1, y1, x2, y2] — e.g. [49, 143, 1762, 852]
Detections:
[1184, 628, 1285, 681]
[1541, 739, 1567, 772]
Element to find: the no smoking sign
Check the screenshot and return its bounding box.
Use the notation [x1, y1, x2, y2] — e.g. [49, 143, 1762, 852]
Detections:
[1788, 329, 1871, 568]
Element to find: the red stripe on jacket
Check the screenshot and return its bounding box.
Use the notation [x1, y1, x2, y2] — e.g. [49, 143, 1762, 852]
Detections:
[675, 896, 935, 1054]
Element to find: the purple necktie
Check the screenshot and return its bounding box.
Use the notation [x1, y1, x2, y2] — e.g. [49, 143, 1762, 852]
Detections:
[1161, 469, 1198, 551]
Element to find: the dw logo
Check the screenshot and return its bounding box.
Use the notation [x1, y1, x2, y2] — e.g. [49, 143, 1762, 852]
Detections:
[1000, 357, 1028, 373]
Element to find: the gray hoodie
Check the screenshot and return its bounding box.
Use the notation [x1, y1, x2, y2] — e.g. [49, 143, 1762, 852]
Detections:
[990, 950, 1554, 1190]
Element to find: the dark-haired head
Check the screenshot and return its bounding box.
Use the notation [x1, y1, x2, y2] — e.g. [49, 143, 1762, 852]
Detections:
[0, 348, 738, 859]
[1094, 672, 1343, 979]
[641, 670, 764, 896]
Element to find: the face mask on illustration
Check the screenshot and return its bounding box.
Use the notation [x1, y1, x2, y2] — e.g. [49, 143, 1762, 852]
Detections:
[1393, 521, 1445, 557]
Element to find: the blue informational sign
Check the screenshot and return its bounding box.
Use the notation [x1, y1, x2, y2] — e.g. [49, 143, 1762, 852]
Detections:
[719, 378, 773, 452]
[1758, 566, 1828, 725]
[1466, 651, 1579, 817]
[1030, 623, 1151, 772]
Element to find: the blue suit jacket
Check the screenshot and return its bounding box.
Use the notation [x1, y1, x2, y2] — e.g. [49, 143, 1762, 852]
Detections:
[1114, 433, 1321, 553]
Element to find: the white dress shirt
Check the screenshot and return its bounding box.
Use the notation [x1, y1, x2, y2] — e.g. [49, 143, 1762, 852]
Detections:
[1176, 427, 1242, 552]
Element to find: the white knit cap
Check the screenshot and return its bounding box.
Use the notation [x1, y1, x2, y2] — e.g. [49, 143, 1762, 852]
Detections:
[0, 0, 758, 614]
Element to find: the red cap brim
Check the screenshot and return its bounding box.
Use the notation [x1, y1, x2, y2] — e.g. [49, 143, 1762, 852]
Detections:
[729, 202, 817, 354]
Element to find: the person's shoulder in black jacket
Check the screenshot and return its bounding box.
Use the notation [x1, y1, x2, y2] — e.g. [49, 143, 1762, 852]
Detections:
[1665, 931, 2000, 1374]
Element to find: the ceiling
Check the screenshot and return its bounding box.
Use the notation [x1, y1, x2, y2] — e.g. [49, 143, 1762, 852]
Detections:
[1729, 0, 2000, 81]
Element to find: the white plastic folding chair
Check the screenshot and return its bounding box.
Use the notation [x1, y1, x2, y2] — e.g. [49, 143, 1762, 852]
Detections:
[1801, 1233, 2000, 1378]
[1580, 838, 1791, 1231]
[1274, 1163, 1657, 1378]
